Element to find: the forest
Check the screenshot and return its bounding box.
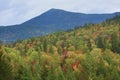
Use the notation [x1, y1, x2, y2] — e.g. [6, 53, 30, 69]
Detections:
[0, 16, 120, 80]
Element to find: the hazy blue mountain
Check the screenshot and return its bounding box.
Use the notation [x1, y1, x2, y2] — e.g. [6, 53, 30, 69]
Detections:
[0, 8, 120, 43]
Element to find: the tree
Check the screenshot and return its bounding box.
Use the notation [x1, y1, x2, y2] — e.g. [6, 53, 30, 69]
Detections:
[96, 36, 106, 51]
[87, 39, 92, 51]
[0, 46, 13, 80]
[43, 38, 48, 52]
[111, 32, 120, 53]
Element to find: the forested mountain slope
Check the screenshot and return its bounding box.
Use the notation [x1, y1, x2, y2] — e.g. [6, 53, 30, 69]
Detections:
[0, 9, 120, 43]
[0, 16, 120, 80]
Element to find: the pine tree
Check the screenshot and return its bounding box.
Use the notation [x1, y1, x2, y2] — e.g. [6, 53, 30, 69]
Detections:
[111, 32, 120, 53]
[97, 36, 106, 51]
[0, 46, 13, 80]
[87, 39, 92, 51]
[43, 38, 48, 52]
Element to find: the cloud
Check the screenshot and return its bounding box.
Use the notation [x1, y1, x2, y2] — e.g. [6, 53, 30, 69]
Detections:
[0, 0, 120, 26]
[0, 0, 11, 11]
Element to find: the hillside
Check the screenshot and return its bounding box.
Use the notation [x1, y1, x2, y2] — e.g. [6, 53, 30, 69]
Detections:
[0, 16, 120, 80]
[0, 9, 120, 43]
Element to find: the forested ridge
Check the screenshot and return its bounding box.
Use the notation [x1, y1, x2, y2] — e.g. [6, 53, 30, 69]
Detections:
[0, 9, 119, 42]
[0, 16, 120, 80]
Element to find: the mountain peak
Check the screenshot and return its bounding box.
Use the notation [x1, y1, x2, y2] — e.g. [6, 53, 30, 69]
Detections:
[49, 8, 59, 11]
[1, 9, 120, 42]
[46, 8, 66, 13]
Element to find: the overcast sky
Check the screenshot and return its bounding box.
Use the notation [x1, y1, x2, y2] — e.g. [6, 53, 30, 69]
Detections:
[0, 0, 120, 26]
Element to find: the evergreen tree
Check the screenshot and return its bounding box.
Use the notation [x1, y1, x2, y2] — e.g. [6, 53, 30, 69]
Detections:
[87, 39, 92, 51]
[43, 38, 48, 52]
[0, 46, 13, 80]
[111, 32, 120, 53]
[96, 36, 106, 50]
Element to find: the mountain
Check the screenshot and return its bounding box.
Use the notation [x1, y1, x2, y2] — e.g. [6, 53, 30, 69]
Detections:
[1, 13, 120, 80]
[22, 9, 119, 27]
[0, 8, 120, 43]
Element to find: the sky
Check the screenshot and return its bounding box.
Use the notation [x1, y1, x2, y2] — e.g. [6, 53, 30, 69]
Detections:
[0, 0, 120, 26]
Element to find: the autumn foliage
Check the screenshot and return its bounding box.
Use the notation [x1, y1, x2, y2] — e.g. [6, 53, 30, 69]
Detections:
[0, 16, 120, 80]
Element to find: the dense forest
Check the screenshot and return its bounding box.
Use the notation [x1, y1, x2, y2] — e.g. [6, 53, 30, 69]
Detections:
[0, 16, 120, 80]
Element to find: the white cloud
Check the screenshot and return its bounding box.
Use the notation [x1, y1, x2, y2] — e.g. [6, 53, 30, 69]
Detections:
[0, 0, 120, 26]
[0, 0, 11, 11]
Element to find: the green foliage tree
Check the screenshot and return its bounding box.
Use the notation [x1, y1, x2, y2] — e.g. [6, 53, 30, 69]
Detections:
[96, 36, 106, 51]
[86, 39, 92, 51]
[0, 46, 13, 80]
[111, 32, 120, 53]
[43, 38, 48, 52]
